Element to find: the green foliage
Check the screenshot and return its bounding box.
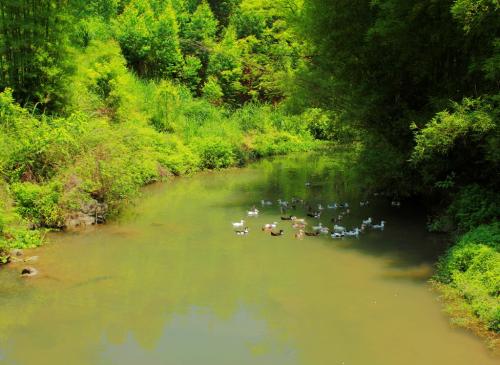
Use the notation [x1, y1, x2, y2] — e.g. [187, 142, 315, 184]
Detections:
[182, 55, 203, 92]
[183, 1, 218, 44]
[114, 0, 183, 78]
[451, 0, 499, 33]
[207, 0, 241, 27]
[301, 108, 336, 140]
[194, 137, 236, 169]
[409, 97, 499, 189]
[0, 90, 86, 183]
[411, 98, 496, 162]
[149, 80, 186, 133]
[207, 25, 244, 104]
[446, 185, 500, 233]
[436, 223, 500, 332]
[0, 0, 72, 111]
[72, 40, 151, 124]
[11, 182, 64, 228]
[202, 76, 224, 104]
[251, 131, 314, 158]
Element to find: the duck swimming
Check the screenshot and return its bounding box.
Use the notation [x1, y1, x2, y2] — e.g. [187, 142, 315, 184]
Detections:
[262, 222, 278, 230]
[235, 227, 249, 235]
[295, 229, 305, 239]
[312, 223, 323, 231]
[261, 200, 273, 206]
[333, 224, 346, 232]
[270, 229, 284, 236]
[277, 199, 289, 207]
[391, 201, 401, 207]
[232, 220, 245, 228]
[372, 221, 386, 230]
[281, 215, 295, 220]
[344, 228, 360, 237]
[307, 211, 321, 219]
[319, 226, 330, 234]
[362, 217, 372, 225]
[327, 203, 337, 209]
[331, 232, 344, 238]
[304, 231, 320, 236]
[247, 207, 259, 216]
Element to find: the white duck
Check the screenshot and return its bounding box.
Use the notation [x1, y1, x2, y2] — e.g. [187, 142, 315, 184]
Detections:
[261, 200, 273, 206]
[391, 201, 401, 207]
[232, 220, 245, 228]
[372, 221, 386, 230]
[331, 232, 344, 238]
[312, 223, 324, 231]
[247, 208, 259, 216]
[318, 203, 324, 211]
[327, 203, 338, 209]
[319, 226, 330, 234]
[277, 199, 289, 207]
[344, 228, 360, 237]
[362, 217, 372, 225]
[263, 222, 278, 230]
[333, 224, 346, 232]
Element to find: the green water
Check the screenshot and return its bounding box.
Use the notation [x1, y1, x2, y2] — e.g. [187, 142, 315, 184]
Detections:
[0, 152, 497, 365]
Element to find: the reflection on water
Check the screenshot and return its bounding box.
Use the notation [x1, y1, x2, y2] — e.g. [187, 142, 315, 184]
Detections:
[0, 151, 497, 365]
[102, 307, 297, 365]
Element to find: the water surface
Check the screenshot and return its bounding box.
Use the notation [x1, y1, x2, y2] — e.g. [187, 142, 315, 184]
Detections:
[0, 152, 497, 365]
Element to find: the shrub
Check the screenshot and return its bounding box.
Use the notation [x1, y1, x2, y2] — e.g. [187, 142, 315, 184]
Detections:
[436, 223, 500, 331]
[194, 137, 236, 169]
[447, 185, 500, 233]
[251, 131, 314, 158]
[11, 182, 64, 228]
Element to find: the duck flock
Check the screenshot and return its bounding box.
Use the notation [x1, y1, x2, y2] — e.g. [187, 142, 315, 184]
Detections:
[232, 186, 401, 240]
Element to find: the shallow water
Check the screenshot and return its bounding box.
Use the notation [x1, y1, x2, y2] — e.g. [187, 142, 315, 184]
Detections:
[0, 152, 497, 365]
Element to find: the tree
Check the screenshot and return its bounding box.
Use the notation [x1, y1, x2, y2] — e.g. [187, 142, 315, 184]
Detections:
[207, 25, 244, 104]
[207, 0, 241, 28]
[0, 0, 72, 112]
[180, 0, 218, 92]
[114, 0, 183, 79]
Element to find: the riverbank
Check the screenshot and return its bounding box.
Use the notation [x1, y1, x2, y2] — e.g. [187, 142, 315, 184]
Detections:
[431, 221, 500, 348]
[432, 281, 499, 353]
[0, 84, 319, 261]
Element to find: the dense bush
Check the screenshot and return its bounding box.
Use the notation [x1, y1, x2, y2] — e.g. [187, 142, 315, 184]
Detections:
[447, 185, 500, 233]
[251, 131, 313, 158]
[436, 223, 500, 332]
[11, 182, 64, 228]
[428, 184, 500, 234]
[194, 137, 236, 169]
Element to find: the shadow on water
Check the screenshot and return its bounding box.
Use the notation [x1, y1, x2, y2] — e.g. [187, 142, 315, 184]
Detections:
[226, 151, 450, 281]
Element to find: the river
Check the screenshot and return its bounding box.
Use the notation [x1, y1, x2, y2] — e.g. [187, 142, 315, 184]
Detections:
[0, 152, 497, 365]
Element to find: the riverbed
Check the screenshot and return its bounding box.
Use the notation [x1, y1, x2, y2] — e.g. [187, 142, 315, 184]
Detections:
[0, 152, 497, 365]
